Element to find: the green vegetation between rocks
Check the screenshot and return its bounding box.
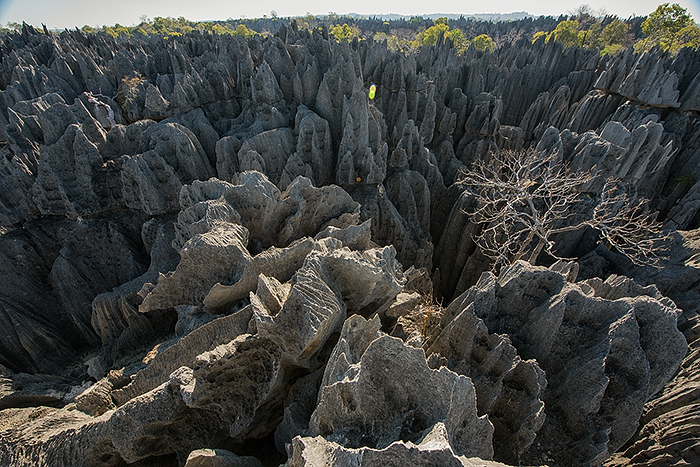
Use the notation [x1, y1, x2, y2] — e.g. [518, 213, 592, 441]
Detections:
[532, 3, 699, 54]
[329, 23, 360, 42]
[636, 3, 700, 52]
[532, 16, 632, 55]
[3, 3, 698, 55]
[80, 16, 259, 39]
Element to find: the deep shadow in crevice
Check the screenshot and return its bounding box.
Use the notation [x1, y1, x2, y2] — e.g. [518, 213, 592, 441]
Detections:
[228, 431, 288, 467]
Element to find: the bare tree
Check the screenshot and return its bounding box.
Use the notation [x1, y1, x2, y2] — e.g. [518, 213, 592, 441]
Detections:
[460, 148, 668, 269]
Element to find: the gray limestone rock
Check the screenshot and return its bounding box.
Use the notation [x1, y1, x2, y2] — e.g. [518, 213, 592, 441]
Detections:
[49, 215, 149, 353]
[104, 119, 156, 159]
[73, 379, 115, 416]
[605, 338, 700, 467]
[4, 20, 700, 467]
[140, 121, 215, 184]
[314, 219, 373, 251]
[185, 449, 263, 467]
[285, 424, 513, 467]
[143, 83, 170, 120]
[139, 223, 252, 313]
[665, 182, 700, 230]
[349, 183, 433, 271]
[174, 178, 242, 249]
[90, 218, 180, 356]
[279, 106, 335, 190]
[274, 368, 325, 452]
[0, 145, 40, 225]
[598, 119, 674, 188]
[0, 371, 74, 411]
[426, 300, 546, 464]
[384, 169, 432, 265]
[215, 135, 242, 183]
[174, 172, 359, 256]
[204, 237, 316, 311]
[32, 123, 122, 218]
[337, 83, 388, 186]
[238, 128, 295, 187]
[161, 172, 361, 312]
[120, 150, 183, 215]
[0, 371, 222, 466]
[0, 228, 78, 374]
[385, 291, 422, 318]
[185, 334, 286, 439]
[112, 306, 253, 405]
[251, 61, 285, 106]
[624, 229, 700, 343]
[595, 49, 681, 108]
[432, 189, 489, 302]
[162, 109, 221, 168]
[315, 53, 361, 144]
[679, 68, 700, 112]
[466, 261, 687, 466]
[9, 93, 107, 152]
[204, 220, 370, 313]
[566, 91, 625, 135]
[255, 244, 405, 369]
[309, 314, 494, 458]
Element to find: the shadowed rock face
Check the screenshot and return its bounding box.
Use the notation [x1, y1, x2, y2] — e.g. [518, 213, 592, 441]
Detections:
[0, 19, 699, 467]
[461, 262, 686, 466]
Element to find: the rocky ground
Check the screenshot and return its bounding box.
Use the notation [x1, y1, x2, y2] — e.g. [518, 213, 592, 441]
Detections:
[0, 20, 699, 467]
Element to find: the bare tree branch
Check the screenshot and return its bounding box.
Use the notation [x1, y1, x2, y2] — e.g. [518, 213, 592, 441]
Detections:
[460, 148, 668, 269]
[590, 180, 670, 266]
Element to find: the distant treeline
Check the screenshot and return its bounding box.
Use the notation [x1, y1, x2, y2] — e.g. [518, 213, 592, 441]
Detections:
[3, 3, 698, 54]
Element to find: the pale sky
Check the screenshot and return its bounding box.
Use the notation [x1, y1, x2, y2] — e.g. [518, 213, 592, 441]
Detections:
[0, 0, 699, 30]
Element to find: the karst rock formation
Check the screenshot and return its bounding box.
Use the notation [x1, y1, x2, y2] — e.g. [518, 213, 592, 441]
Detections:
[1, 19, 700, 467]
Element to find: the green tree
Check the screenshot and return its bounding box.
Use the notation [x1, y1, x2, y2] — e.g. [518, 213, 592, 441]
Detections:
[211, 24, 230, 35]
[598, 18, 629, 54]
[532, 30, 549, 43]
[295, 14, 316, 31]
[578, 21, 601, 48]
[5, 21, 21, 32]
[374, 31, 408, 51]
[151, 17, 168, 34]
[601, 44, 625, 55]
[103, 23, 132, 37]
[446, 28, 468, 53]
[534, 17, 630, 54]
[600, 18, 629, 45]
[637, 3, 700, 52]
[472, 33, 496, 52]
[414, 18, 449, 47]
[551, 20, 580, 47]
[330, 23, 359, 42]
[231, 24, 256, 38]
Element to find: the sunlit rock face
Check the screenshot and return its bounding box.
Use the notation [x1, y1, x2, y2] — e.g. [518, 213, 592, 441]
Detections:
[1, 18, 699, 467]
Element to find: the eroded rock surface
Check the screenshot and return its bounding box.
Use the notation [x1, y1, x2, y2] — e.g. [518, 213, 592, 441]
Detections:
[1, 17, 699, 467]
[309, 315, 493, 459]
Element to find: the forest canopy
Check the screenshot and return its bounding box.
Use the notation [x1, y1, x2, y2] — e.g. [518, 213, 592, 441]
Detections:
[2, 3, 698, 55]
